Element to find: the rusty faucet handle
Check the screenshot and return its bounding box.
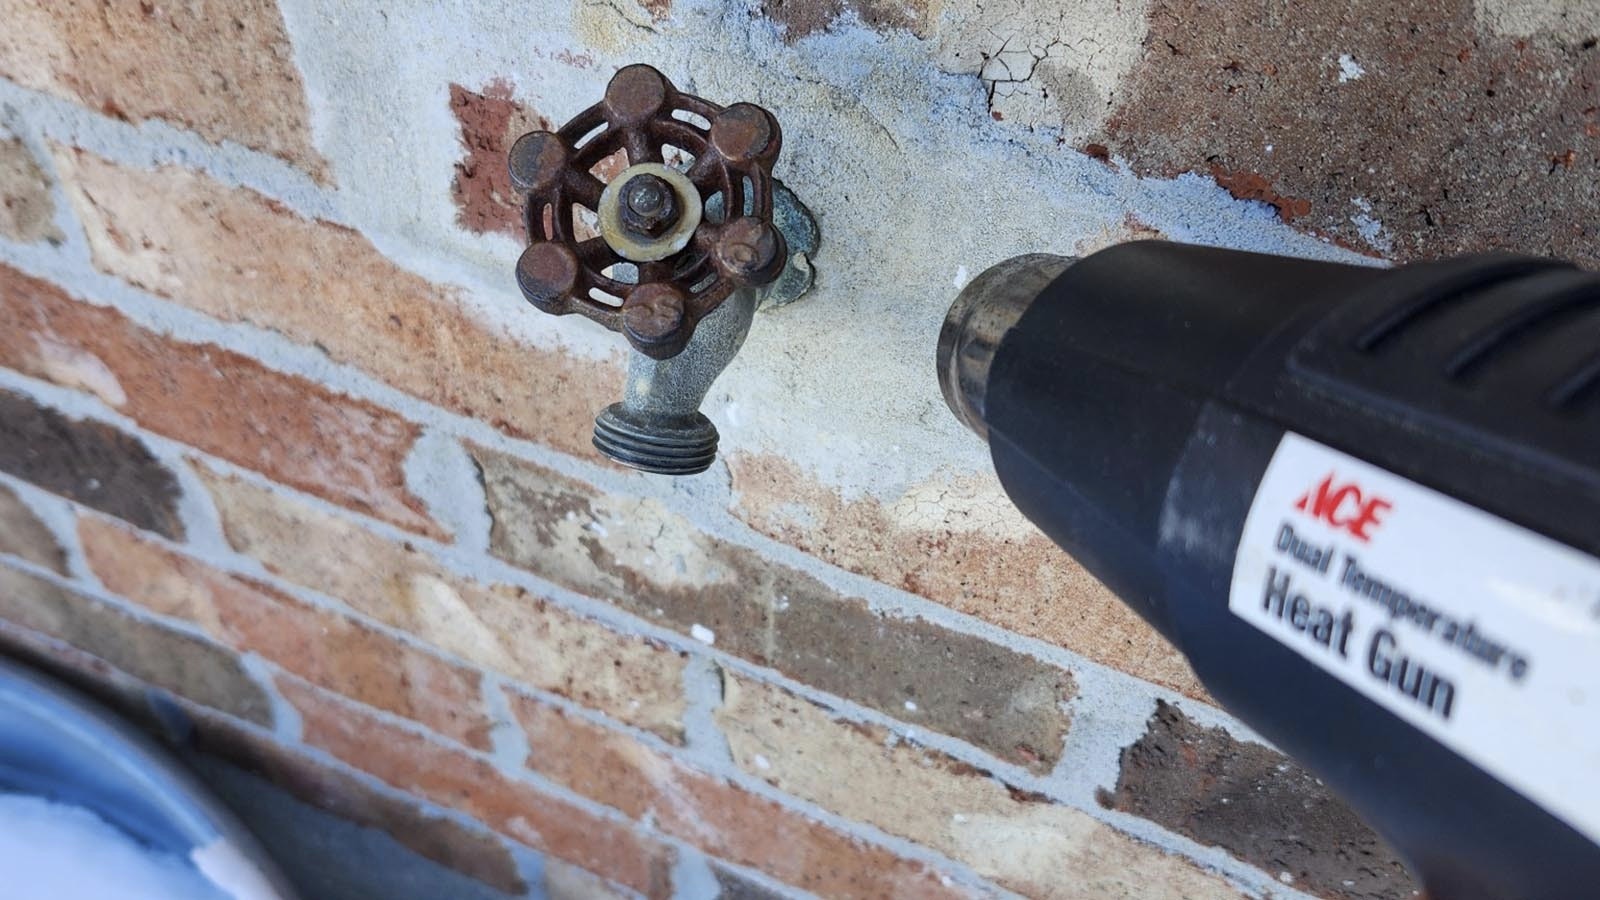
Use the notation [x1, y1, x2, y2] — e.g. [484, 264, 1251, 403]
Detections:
[509, 64, 788, 360]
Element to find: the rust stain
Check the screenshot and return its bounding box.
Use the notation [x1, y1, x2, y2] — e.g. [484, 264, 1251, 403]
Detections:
[1208, 165, 1312, 222]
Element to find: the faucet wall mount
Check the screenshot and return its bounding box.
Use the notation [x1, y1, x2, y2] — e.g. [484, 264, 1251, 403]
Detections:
[509, 64, 817, 475]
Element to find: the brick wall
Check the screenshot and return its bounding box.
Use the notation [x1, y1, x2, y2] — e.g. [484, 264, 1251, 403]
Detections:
[2, 0, 1589, 897]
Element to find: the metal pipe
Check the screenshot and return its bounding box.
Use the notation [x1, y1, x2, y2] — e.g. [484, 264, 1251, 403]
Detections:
[592, 285, 760, 475]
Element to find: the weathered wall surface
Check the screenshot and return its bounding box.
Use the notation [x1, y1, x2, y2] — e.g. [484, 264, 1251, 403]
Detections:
[0, 0, 1590, 897]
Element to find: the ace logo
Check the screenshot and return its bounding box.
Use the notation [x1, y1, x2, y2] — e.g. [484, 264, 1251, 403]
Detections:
[1295, 473, 1393, 542]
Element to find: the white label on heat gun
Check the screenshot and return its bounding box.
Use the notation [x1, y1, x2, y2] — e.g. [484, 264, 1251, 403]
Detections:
[1229, 432, 1600, 845]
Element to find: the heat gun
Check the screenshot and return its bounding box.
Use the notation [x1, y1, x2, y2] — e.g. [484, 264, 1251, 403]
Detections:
[937, 241, 1600, 899]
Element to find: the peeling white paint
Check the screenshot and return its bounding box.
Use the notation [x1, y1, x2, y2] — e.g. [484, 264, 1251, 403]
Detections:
[402, 429, 490, 550]
[1350, 197, 1391, 253]
[1337, 53, 1365, 83]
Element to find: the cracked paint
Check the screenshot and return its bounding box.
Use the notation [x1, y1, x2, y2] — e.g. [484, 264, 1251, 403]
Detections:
[928, 0, 1151, 137]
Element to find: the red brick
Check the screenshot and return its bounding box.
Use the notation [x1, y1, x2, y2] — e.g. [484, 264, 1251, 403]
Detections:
[0, 0, 327, 178]
[282, 676, 677, 899]
[511, 692, 974, 899]
[1101, 3, 1600, 264]
[53, 148, 622, 461]
[79, 514, 493, 750]
[0, 262, 443, 538]
[1208, 167, 1313, 224]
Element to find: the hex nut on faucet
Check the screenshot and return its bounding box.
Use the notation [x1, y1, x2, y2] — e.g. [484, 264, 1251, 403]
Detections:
[509, 64, 818, 475]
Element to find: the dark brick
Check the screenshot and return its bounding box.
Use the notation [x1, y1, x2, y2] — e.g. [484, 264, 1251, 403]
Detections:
[475, 446, 1075, 772]
[0, 561, 273, 725]
[1099, 700, 1417, 900]
[1101, 3, 1600, 264]
[0, 388, 184, 539]
[771, 586, 1072, 771]
[727, 453, 1206, 702]
[0, 482, 67, 573]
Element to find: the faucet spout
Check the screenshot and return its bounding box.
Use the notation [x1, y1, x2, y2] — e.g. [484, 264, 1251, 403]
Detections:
[592, 286, 760, 475]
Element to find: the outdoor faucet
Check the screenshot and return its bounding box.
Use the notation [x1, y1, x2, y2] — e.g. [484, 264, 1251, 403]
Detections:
[508, 64, 817, 475]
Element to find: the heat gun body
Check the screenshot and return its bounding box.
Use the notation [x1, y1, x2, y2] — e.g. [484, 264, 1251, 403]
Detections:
[940, 241, 1600, 899]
